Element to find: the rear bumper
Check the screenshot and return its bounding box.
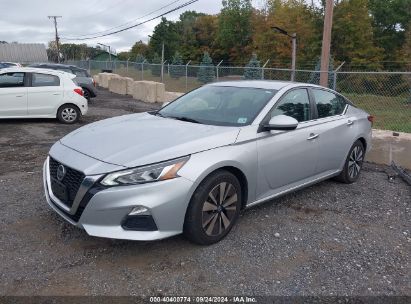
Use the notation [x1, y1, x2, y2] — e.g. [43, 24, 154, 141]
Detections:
[43, 158, 194, 241]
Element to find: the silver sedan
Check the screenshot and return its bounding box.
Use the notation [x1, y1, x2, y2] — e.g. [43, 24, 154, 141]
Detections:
[43, 81, 372, 244]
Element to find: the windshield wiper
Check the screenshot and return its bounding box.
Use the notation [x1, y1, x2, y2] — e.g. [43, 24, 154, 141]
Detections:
[152, 111, 166, 118]
[169, 116, 201, 124]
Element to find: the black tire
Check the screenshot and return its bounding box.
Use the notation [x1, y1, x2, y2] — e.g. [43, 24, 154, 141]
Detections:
[57, 104, 81, 124]
[183, 170, 242, 245]
[335, 140, 365, 184]
[82, 88, 91, 102]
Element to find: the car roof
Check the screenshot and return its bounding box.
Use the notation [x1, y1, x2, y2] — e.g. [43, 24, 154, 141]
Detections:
[0, 67, 75, 77]
[30, 63, 84, 70]
[209, 80, 323, 90]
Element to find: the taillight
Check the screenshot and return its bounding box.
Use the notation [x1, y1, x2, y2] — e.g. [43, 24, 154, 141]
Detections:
[367, 115, 374, 125]
[93, 79, 96, 87]
[74, 88, 84, 96]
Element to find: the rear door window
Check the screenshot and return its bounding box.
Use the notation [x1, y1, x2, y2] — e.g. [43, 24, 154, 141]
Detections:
[0, 72, 25, 88]
[312, 89, 347, 118]
[31, 73, 60, 87]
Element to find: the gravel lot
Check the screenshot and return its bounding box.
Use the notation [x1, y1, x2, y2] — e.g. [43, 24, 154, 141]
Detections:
[0, 88, 410, 297]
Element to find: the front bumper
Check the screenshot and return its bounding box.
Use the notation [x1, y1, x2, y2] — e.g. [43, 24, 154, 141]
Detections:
[43, 157, 195, 241]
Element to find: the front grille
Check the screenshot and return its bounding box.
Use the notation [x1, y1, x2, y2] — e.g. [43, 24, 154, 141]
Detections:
[49, 184, 106, 223]
[49, 157, 85, 208]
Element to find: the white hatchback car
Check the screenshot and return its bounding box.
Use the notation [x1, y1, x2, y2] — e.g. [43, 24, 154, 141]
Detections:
[0, 67, 88, 124]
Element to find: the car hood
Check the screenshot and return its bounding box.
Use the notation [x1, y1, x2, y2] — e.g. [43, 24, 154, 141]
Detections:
[60, 112, 240, 168]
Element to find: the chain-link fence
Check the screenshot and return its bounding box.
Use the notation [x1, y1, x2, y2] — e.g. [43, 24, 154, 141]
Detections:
[67, 60, 411, 133]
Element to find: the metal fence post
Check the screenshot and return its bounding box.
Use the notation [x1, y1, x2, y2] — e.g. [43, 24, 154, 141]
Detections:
[333, 61, 345, 90]
[141, 59, 147, 81]
[185, 60, 191, 91]
[261, 59, 270, 80]
[126, 59, 129, 72]
[216, 60, 223, 81]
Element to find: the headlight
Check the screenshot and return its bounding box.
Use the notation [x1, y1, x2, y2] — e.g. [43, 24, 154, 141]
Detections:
[100, 156, 189, 186]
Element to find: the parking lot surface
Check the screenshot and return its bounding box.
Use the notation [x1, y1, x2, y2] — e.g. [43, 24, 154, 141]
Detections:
[0, 88, 410, 296]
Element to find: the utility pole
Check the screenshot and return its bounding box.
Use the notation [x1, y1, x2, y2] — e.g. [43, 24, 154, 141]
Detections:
[48, 16, 62, 63]
[291, 33, 297, 82]
[319, 0, 334, 87]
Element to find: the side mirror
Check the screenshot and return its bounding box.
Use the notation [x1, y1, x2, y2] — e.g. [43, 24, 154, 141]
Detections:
[162, 101, 170, 108]
[263, 115, 298, 131]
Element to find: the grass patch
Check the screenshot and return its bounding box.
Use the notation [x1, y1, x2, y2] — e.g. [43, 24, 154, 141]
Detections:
[345, 93, 411, 133]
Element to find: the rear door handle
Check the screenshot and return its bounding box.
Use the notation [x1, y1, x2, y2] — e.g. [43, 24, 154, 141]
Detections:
[52, 93, 61, 96]
[307, 133, 319, 140]
[347, 120, 354, 126]
[15, 95, 24, 97]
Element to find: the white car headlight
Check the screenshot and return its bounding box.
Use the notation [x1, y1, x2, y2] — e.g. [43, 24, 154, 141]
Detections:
[100, 156, 189, 186]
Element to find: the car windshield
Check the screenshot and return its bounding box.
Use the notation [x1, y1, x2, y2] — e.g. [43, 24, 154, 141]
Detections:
[158, 85, 277, 126]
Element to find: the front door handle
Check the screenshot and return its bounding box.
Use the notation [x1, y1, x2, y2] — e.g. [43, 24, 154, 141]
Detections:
[307, 133, 319, 140]
[347, 120, 354, 126]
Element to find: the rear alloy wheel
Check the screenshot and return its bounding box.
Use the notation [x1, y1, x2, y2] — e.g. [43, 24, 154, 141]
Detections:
[184, 170, 241, 245]
[57, 105, 80, 124]
[335, 140, 365, 183]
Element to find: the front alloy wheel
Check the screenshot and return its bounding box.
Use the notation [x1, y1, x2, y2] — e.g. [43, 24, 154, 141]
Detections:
[202, 182, 238, 236]
[184, 170, 242, 245]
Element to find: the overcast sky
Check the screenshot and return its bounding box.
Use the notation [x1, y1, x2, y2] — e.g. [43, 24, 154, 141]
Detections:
[0, 0, 263, 52]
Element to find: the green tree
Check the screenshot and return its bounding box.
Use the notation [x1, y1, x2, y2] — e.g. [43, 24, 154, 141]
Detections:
[197, 52, 215, 83]
[130, 40, 149, 58]
[175, 11, 206, 61]
[332, 0, 383, 69]
[369, 0, 411, 66]
[256, 0, 322, 69]
[148, 17, 180, 61]
[170, 51, 184, 79]
[244, 53, 261, 79]
[151, 53, 162, 77]
[217, 0, 253, 63]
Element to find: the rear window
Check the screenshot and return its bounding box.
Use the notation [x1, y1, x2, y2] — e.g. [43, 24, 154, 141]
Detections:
[72, 69, 89, 77]
[32, 73, 60, 87]
[312, 89, 347, 118]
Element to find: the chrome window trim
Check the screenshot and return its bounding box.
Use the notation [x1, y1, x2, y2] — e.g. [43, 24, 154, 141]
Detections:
[45, 156, 103, 215]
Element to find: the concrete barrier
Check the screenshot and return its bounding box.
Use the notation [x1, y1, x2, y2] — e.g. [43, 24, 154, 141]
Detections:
[108, 77, 128, 95]
[98, 73, 120, 89]
[366, 130, 411, 170]
[92, 75, 99, 86]
[131, 81, 166, 103]
[123, 77, 135, 95]
[163, 91, 184, 102]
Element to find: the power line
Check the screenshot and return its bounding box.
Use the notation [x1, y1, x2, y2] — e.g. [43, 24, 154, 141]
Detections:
[63, 0, 182, 39]
[48, 16, 62, 63]
[62, 0, 198, 41]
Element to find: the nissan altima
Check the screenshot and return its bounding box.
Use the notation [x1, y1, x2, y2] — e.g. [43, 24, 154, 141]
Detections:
[43, 81, 372, 244]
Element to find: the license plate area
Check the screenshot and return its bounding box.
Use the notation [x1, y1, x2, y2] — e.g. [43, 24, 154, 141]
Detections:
[51, 177, 69, 205]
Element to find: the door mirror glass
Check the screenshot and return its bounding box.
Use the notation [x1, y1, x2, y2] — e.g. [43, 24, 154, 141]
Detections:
[265, 115, 298, 131]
